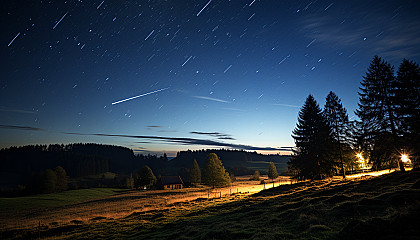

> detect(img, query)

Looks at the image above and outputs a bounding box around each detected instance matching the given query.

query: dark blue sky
[1,0,420,156]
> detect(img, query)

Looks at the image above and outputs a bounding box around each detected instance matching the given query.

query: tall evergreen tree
[190,159,201,186]
[323,91,351,178]
[395,59,420,133]
[356,56,404,170]
[290,95,334,180]
[202,153,230,188]
[356,56,397,136]
[395,59,420,159]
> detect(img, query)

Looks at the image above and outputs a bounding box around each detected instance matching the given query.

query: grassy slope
[135,170,420,240]
[0,188,124,212]
[3,170,420,239]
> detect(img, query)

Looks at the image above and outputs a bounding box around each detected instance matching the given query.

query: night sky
[1,0,420,156]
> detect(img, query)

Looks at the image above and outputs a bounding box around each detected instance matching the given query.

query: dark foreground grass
[2,170,420,239]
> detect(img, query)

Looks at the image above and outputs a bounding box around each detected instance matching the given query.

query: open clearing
[1,170,419,239]
[0,175,286,236]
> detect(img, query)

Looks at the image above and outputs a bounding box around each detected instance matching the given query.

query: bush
[249,171,260,181]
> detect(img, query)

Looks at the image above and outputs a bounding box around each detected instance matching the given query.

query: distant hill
[0,143,169,192]
[0,144,138,177]
[166,149,290,176]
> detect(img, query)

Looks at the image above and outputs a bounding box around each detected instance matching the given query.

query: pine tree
[190,159,201,186]
[395,60,420,141]
[290,94,334,180]
[323,91,351,178]
[358,56,398,135]
[356,56,403,170]
[202,153,230,188]
[394,59,420,167]
[135,165,156,189]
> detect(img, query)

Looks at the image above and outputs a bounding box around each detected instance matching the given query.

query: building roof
[160,176,184,185]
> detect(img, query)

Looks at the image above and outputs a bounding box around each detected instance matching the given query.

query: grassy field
[1,170,419,239]
[0,188,125,213]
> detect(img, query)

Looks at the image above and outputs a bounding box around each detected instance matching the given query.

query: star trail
[1,0,419,156]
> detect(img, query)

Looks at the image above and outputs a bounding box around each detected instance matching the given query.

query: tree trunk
[398,159,405,172]
[337,138,345,179]
[386,98,405,172]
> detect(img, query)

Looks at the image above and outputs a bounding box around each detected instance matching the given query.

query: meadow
[1,170,419,239]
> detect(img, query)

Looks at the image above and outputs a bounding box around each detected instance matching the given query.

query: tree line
[289,56,419,180]
[171,149,289,176]
[135,153,232,189]
[0,143,287,194]
[0,143,170,195]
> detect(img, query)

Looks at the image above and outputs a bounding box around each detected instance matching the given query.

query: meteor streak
[8,32,20,47]
[111,87,169,105]
[197,0,212,16]
[97,0,105,9]
[181,56,193,66]
[53,11,69,30]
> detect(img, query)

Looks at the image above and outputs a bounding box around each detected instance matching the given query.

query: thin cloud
[0,108,37,114]
[158,130,177,133]
[146,125,177,133]
[0,124,44,131]
[300,6,420,60]
[65,132,290,151]
[193,96,231,103]
[273,103,300,108]
[190,131,236,140]
[220,107,245,112]
[218,137,236,140]
[133,149,149,153]
[301,15,372,47]
[1,124,291,151]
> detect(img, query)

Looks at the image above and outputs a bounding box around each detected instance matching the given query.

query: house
[160,176,184,190]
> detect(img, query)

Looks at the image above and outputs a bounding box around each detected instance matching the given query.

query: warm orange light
[356,153,364,161]
[401,154,410,163]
